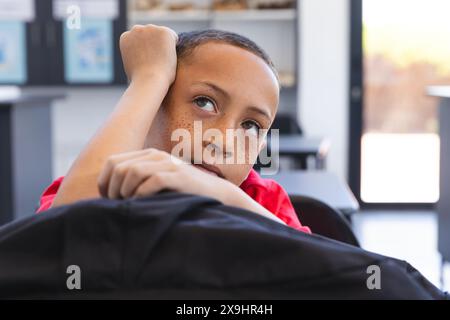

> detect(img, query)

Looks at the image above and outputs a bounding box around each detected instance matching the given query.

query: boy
[37,25,311,233]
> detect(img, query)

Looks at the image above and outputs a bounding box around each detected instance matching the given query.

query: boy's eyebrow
[192,81,230,100]
[192,81,272,121]
[246,106,272,122]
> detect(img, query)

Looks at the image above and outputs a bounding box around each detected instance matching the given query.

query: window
[352,0,450,204]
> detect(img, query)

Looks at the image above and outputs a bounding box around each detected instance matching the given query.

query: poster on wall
[56,0,118,83]
[63,19,114,83]
[0,21,27,84]
[0,0,34,84]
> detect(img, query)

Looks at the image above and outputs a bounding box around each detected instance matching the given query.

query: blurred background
[0,0,449,292]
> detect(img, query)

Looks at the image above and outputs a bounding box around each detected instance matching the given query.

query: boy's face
[146,42,280,186]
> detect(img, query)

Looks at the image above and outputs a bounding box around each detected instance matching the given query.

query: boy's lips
[192,162,224,178]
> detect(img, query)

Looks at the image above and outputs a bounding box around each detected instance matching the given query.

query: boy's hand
[120,25,178,85]
[97,148,285,225]
[97,148,233,201]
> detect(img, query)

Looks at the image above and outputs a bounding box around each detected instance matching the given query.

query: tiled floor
[352,210,450,292]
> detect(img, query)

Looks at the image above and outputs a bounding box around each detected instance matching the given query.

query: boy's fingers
[133,172,178,198]
[172,30,179,43]
[119,163,151,199]
[159,25,178,42]
[119,160,176,198]
[107,158,144,199]
[98,149,151,196]
[107,161,130,199]
[107,152,164,199]
[98,148,166,197]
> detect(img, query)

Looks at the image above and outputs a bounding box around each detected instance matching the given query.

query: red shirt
[37,169,311,233]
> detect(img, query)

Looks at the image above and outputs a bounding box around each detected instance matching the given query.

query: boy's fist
[120,24,178,85]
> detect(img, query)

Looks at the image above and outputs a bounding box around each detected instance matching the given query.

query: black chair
[270,113,303,135]
[254,113,304,171]
[290,195,360,247]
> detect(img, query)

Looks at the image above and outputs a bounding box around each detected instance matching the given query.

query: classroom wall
[298,0,350,181]
[24,87,124,178]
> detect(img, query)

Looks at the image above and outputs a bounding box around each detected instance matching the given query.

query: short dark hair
[176,29,279,84]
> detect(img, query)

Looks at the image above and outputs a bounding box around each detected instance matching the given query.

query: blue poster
[64,19,113,83]
[0,21,27,84]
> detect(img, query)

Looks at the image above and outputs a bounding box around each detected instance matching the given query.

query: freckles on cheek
[165,103,192,129]
[166,103,196,132]
[173,119,193,131]
[170,118,194,143]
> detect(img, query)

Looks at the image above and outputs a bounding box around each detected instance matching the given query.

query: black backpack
[0,192,446,299]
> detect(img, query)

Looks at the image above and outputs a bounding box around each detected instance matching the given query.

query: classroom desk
[0,92,64,224]
[265,135,331,170]
[427,86,450,265]
[262,170,360,216]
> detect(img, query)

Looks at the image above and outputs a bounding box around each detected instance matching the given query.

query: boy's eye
[242,120,261,136]
[193,96,216,112]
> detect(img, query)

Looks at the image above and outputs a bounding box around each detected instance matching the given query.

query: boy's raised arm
[51,25,178,208]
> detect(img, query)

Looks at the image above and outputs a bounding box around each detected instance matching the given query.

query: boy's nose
[202,140,233,161]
